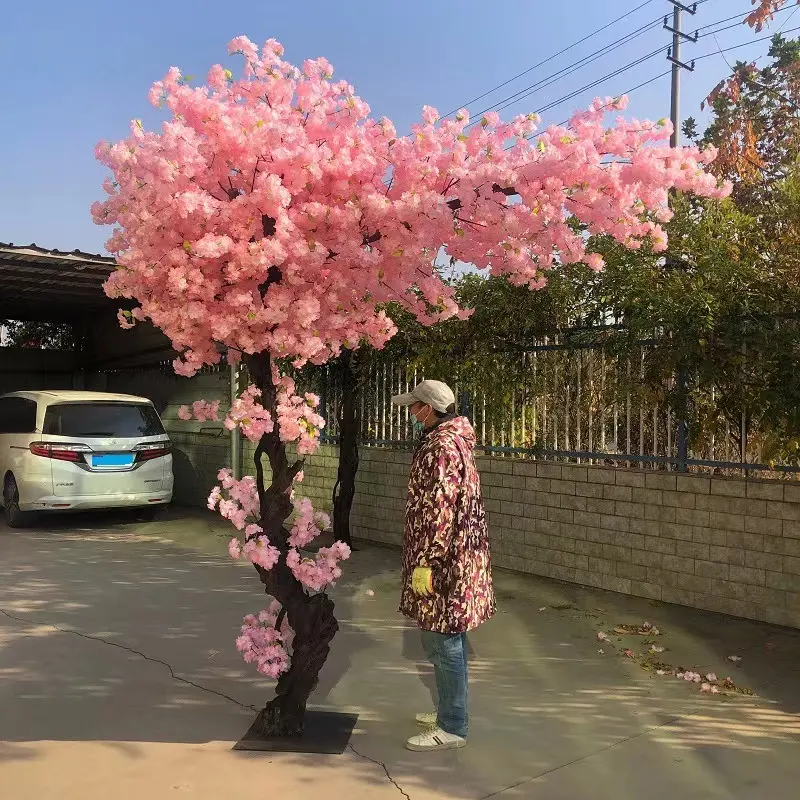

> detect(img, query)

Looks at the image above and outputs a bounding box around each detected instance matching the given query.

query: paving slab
[1,508,799,799]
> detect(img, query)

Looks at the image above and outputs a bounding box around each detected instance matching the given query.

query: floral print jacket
[399,416,496,634]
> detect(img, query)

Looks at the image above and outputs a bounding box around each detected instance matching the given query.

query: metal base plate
[232,710,359,754]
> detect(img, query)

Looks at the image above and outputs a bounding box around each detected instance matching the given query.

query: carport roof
[0,242,118,322]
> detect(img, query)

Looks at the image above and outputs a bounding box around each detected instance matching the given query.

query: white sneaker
[406,727,467,752]
[415,712,437,727]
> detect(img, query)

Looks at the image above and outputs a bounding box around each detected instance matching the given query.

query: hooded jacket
[399,416,496,634]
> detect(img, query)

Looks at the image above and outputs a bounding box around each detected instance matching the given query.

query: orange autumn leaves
[746,0,800,33]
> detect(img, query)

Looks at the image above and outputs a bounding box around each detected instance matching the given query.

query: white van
[0,390,173,527]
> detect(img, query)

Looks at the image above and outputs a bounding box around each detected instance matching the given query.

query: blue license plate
[91,453,134,467]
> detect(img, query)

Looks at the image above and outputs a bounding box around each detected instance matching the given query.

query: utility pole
[665,1,698,148]
[664,2,698,471]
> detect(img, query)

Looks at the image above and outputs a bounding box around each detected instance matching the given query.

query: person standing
[392,380,495,752]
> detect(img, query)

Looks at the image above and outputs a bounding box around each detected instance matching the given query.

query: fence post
[459,391,470,419]
[676,365,688,473]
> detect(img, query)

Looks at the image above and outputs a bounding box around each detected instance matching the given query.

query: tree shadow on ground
[2,517,800,799]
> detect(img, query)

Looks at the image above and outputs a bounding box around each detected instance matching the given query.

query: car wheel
[3,476,32,529]
[134,506,162,522]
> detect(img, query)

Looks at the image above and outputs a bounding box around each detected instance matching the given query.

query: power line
[509,26,800,146]
[467,18,665,123]
[464,2,765,126]
[513,45,669,122]
[695,3,792,34]
[442,0,658,118]
[512,22,800,134]
[696,3,798,40]
[500,70,671,151]
[694,25,800,63]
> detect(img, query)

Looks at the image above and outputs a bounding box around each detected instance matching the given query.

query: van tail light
[134,441,172,462]
[29,443,91,463]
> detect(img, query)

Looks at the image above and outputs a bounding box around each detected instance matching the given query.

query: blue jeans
[420,630,468,738]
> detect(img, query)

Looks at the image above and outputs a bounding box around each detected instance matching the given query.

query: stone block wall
[346,449,800,629]
[94,362,800,631]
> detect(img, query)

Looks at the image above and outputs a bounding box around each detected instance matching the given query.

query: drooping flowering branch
[93,36,730,381]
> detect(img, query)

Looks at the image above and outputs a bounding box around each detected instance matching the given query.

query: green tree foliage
[0,320,75,350]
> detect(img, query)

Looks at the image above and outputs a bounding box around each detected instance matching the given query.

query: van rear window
[43,403,165,438]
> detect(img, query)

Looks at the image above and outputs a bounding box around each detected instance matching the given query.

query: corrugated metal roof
[0,242,117,322]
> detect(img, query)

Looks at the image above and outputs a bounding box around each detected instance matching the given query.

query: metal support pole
[666,0,696,470]
[230,360,241,479]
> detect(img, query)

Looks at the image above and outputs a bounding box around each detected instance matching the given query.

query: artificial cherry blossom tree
[93,36,730,737]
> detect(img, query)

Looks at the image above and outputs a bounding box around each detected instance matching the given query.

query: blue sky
[1,0,796,255]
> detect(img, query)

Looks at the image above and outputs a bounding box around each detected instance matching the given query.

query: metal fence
[311,340,799,479]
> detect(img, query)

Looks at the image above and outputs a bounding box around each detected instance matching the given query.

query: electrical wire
[441,0,658,119]
[463,1,776,125]
[694,24,800,64]
[515,25,800,135]
[466,19,665,123]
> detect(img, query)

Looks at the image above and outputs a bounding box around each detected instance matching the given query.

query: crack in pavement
[0,607,259,713]
[348,743,413,800]
[477,715,685,799]
[1,607,413,798]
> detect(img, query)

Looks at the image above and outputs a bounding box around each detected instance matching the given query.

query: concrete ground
[1,508,799,800]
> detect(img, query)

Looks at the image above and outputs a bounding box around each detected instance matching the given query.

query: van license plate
[91,454,134,467]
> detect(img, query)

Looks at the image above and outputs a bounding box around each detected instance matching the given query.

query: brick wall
[346,449,800,630]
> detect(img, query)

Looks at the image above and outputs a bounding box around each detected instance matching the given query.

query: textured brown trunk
[244,351,339,737]
[331,350,359,548]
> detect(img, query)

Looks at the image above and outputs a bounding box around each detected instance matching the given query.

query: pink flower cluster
[277,390,325,455]
[176,379,324,453]
[208,469,260,522]
[226,384,274,443]
[235,600,294,679]
[289,496,330,548]
[178,399,220,421]
[286,541,351,592]
[228,533,280,570]
[93,36,731,379]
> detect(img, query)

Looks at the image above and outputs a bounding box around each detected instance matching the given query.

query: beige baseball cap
[391,380,456,413]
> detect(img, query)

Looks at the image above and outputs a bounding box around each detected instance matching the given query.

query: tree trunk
[331,350,359,548]
[244,351,339,737]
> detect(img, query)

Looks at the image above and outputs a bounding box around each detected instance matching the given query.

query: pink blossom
[207,485,222,510]
[226,385,274,443]
[242,536,280,570]
[228,537,242,559]
[585,253,605,272]
[235,602,293,679]
[94,37,727,380]
[286,540,351,591]
[289,497,329,548]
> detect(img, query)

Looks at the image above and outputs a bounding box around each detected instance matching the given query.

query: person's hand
[412,566,434,597]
